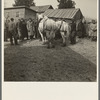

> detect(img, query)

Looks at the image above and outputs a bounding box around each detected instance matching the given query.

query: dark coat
[20,21,28,38]
[70,22,77,44]
[71,22,76,33]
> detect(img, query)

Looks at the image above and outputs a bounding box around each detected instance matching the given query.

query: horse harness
[39,18,64,32]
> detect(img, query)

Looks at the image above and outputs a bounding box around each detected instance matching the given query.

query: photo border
[1,0,99,100]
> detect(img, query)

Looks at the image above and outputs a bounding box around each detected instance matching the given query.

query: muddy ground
[4,38,97,81]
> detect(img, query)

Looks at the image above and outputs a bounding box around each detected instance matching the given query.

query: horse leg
[50,31,55,48]
[46,31,55,48]
[52,31,55,47]
[44,34,47,43]
[44,31,47,43]
[60,32,66,46]
[38,29,45,43]
[65,31,70,46]
[46,31,51,48]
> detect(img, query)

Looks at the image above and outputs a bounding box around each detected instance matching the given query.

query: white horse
[37,14,71,48]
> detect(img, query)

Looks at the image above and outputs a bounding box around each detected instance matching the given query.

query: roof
[4,6,37,12]
[43,8,83,19]
[30,5,53,13]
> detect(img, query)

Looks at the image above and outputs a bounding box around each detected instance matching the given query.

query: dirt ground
[69,38,97,65]
[4,38,97,81]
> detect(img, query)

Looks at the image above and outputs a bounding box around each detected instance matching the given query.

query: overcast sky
[4,0,97,19]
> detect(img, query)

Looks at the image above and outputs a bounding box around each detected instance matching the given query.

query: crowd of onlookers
[4,18,39,45]
[74,18,97,41]
[83,19,97,41]
[86,19,97,41]
[4,17,97,45]
[76,19,97,39]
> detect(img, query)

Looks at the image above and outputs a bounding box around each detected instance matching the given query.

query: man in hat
[27,18,34,40]
[20,18,29,40]
[70,20,77,44]
[8,18,18,45]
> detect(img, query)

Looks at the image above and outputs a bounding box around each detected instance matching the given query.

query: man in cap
[8,18,18,45]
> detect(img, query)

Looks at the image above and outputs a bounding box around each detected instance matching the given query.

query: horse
[37,14,71,48]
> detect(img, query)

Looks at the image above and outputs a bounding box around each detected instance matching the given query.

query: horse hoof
[71,41,76,44]
[42,42,46,45]
[47,45,50,49]
[52,45,55,48]
[62,43,66,47]
[47,46,50,49]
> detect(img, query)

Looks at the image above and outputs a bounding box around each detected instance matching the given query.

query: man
[76,19,84,38]
[89,20,97,41]
[20,18,29,40]
[32,19,36,39]
[16,19,21,39]
[70,20,77,44]
[4,19,10,41]
[4,19,7,41]
[27,18,34,40]
[8,18,18,45]
[83,21,89,37]
[34,18,38,39]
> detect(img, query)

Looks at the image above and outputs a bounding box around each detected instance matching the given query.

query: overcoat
[27,21,34,36]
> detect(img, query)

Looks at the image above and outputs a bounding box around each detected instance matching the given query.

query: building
[4,5,83,23]
[4,5,54,21]
[4,6,37,21]
[43,8,83,23]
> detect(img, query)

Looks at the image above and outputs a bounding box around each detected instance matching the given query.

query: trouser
[30,35,33,39]
[35,27,40,39]
[20,32,24,41]
[77,31,84,38]
[70,31,76,44]
[4,29,7,41]
[9,31,18,45]
[34,27,37,38]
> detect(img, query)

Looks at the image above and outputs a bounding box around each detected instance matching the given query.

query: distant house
[30,5,53,13]
[4,5,83,23]
[43,8,83,23]
[4,6,37,21]
[4,5,54,21]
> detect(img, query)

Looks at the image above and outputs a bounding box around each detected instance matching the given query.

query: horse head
[37,13,48,23]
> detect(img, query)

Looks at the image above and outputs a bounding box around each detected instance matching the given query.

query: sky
[4,0,97,19]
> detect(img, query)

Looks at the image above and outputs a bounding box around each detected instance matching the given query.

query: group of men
[4,18,39,45]
[71,19,97,41]
[88,19,97,41]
